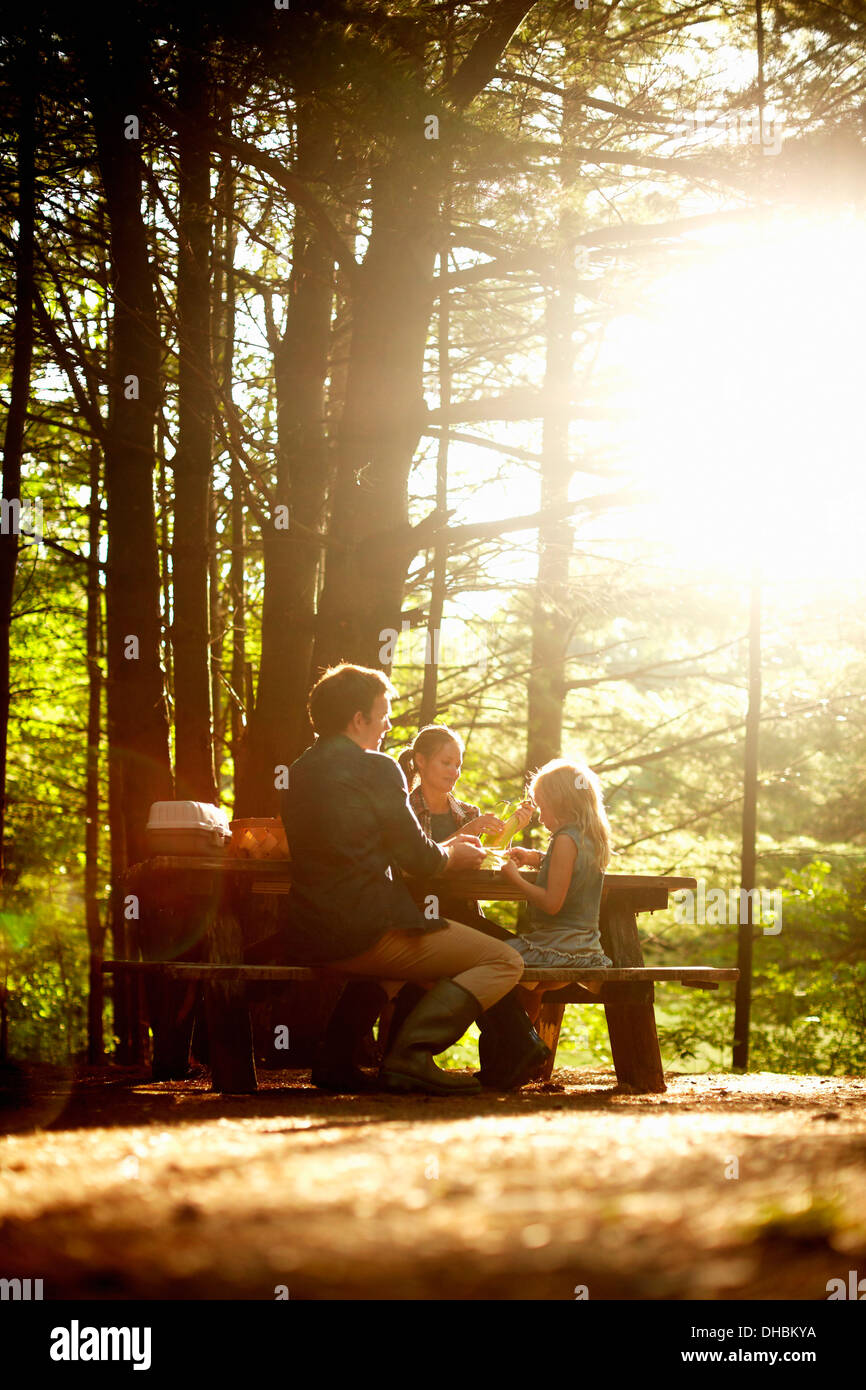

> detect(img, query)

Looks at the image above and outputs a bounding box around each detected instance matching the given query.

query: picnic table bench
[103,857,738,1095]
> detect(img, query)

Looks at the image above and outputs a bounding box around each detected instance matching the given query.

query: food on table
[481,803,528,849]
[478,847,509,870]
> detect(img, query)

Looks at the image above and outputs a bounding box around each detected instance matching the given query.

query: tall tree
[312,2,539,672]
[734,567,762,1069]
[234,97,337,813]
[80,17,173,869]
[0,34,36,884]
[172,23,218,803]
[212,136,246,792]
[418,235,452,729]
[84,444,104,1063]
[526,85,581,774]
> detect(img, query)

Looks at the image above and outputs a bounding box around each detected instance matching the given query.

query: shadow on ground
[1,1065,864,1299]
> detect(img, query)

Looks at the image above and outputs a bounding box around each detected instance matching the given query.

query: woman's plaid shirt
[408,784,480,840]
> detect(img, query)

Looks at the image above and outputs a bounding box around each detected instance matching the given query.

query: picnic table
[104,856,737,1095]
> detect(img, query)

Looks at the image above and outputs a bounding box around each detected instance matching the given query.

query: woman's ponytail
[397,748,417,787]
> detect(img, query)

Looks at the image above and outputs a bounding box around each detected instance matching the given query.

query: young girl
[500,757,613,1017]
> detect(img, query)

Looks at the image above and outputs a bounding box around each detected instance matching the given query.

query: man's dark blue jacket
[279,734,449,962]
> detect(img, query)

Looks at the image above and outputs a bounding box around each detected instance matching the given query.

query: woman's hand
[459,813,504,837]
[443,835,485,873]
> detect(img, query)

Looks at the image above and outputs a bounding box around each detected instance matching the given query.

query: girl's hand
[460,813,504,837]
[513,799,534,831]
[508,846,536,867]
[499,857,525,883]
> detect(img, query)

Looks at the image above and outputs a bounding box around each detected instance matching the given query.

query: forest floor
[1,1065,865,1300]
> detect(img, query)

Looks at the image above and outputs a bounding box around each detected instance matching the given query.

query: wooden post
[204,907,257,1093]
[534,1002,565,1081]
[600,899,666,1093]
[110,877,132,1065]
[142,889,198,1081]
[534,897,668,1091]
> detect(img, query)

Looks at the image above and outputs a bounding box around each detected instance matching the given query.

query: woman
[397,724,533,939]
[387,725,547,1089]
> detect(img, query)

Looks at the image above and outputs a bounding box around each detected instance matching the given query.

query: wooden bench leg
[148,977,198,1080]
[204,911,257,1094]
[600,901,667,1094]
[604,992,666,1093]
[535,1002,565,1081]
[140,899,196,1080]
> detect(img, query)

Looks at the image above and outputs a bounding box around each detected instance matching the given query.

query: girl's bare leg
[516,983,544,1024]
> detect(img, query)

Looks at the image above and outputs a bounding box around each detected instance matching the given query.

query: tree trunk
[230,459,245,782]
[311,2,536,672]
[311,148,441,673]
[208,485,224,784]
[85,445,104,1064]
[172,31,217,803]
[526,89,580,775]
[525,275,575,772]
[97,205,133,1063]
[0,55,35,885]
[733,566,761,1070]
[419,240,451,727]
[419,17,454,727]
[234,101,335,814]
[83,22,173,871]
[214,138,246,793]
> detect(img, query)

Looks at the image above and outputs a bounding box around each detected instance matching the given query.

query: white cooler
[145,801,232,856]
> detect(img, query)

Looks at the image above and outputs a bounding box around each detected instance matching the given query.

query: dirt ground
[1,1064,865,1300]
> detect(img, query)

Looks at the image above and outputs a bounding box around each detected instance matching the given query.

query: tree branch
[576,207,759,249]
[436,487,644,547]
[445,1,540,110]
[565,637,746,691]
[426,390,631,425]
[143,85,360,287]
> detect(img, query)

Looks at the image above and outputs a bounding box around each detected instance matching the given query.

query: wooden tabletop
[125,856,695,913]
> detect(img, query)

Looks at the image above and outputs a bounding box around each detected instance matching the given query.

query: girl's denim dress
[509,824,613,968]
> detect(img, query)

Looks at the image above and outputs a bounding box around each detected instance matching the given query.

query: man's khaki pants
[328,919,524,1010]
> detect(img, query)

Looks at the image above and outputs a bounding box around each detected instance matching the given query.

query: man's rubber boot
[476,989,550,1091]
[311,979,389,1093]
[380,980,482,1095]
[382,982,427,1053]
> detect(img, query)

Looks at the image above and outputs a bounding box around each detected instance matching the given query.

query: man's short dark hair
[308,663,396,737]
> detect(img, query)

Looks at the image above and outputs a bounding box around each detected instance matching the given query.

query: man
[277,663,547,1095]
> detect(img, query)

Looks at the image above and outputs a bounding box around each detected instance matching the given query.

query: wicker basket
[229,817,290,860]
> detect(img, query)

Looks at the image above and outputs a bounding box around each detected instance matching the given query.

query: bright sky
[421,203,866,641]
[601,208,866,586]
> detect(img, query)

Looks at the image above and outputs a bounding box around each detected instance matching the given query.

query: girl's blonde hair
[528,758,612,872]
